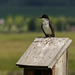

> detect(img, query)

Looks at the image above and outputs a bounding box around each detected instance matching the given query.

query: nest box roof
[16,38,72,69]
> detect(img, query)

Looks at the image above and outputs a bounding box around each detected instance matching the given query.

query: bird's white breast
[42,18,52,35]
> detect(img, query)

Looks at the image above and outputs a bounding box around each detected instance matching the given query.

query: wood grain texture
[52,67,55,75]
[16,37,72,69]
[55,51,67,75]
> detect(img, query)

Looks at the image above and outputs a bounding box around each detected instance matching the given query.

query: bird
[39,14,55,37]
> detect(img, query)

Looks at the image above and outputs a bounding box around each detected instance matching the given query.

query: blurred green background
[0,0,75,75]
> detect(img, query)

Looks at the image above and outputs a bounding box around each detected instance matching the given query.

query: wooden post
[66,49,68,75]
[41,70,52,75]
[52,67,55,75]
[54,49,68,75]
[24,68,26,75]
[24,69,34,75]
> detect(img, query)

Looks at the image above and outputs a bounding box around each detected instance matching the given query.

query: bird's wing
[49,21,55,37]
[41,24,48,37]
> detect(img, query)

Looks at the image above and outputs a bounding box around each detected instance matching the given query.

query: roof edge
[48,39,72,68]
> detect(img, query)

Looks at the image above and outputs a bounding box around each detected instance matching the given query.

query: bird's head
[39,14,49,20]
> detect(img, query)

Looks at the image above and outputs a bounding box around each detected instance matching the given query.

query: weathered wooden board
[16,37,72,69]
[55,49,68,75]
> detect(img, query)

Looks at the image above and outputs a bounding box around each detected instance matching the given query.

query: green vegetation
[14,15,24,32]
[1,15,75,32]
[6,15,14,32]
[0,32,75,75]
[27,18,36,31]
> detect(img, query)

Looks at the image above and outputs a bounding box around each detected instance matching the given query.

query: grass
[0,32,75,75]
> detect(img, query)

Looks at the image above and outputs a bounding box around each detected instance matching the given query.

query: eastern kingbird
[39,14,55,37]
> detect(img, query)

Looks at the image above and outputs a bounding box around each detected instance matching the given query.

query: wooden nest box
[16,38,72,75]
